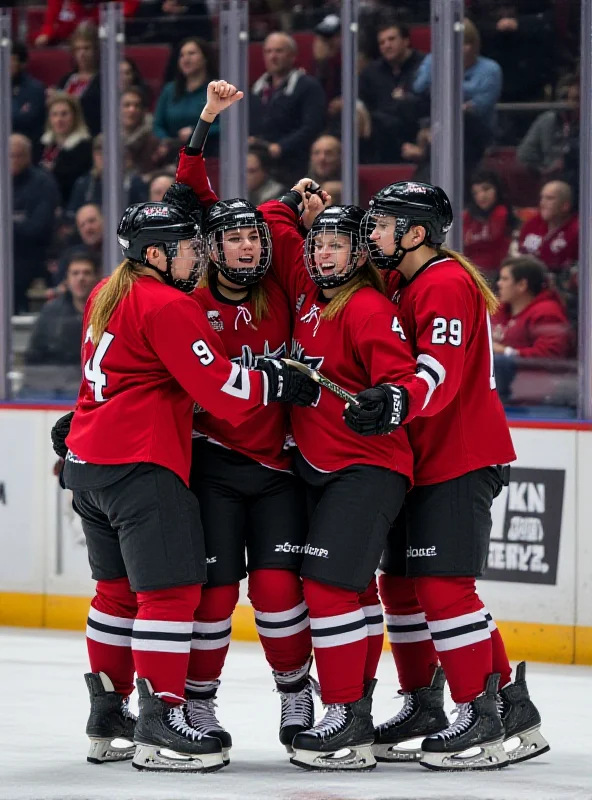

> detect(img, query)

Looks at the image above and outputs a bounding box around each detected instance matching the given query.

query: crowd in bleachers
[8,0,582,411]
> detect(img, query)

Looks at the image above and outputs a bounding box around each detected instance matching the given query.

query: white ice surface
[1,627,591,800]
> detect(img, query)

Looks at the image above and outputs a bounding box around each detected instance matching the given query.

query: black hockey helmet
[364,181,453,270]
[117,201,205,292]
[205,198,272,286]
[305,205,367,289]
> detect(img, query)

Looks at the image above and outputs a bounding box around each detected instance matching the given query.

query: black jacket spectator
[11,44,46,161]
[250,68,326,182]
[25,292,86,366]
[58,71,101,137]
[11,135,60,313]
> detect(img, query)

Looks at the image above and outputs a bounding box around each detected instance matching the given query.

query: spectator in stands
[35,0,140,47]
[357,17,425,163]
[463,169,517,281]
[11,43,46,162]
[153,37,219,157]
[56,23,101,137]
[40,93,92,207]
[247,145,286,206]
[313,14,342,102]
[518,180,579,273]
[119,57,152,109]
[250,32,326,184]
[25,254,99,367]
[309,134,341,184]
[127,0,213,50]
[11,134,60,314]
[517,74,580,183]
[67,134,147,218]
[413,18,502,143]
[57,204,104,285]
[121,89,164,178]
[492,255,571,401]
[148,172,175,202]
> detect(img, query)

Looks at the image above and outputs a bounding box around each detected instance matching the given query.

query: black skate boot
[132,678,224,772]
[421,673,509,771]
[84,672,136,764]
[290,679,377,771]
[185,680,232,765]
[373,666,449,762]
[274,659,316,754]
[499,662,550,763]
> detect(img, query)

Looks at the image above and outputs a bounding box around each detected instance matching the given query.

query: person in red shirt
[260,185,442,771]
[359,181,547,770]
[50,197,316,772]
[34,0,140,47]
[492,255,571,402]
[518,179,579,273]
[463,168,516,282]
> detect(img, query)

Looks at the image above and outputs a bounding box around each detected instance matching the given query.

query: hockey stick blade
[282,359,359,405]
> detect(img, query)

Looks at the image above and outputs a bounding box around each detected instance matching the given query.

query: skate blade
[87,737,135,764]
[132,744,225,773]
[421,739,509,771]
[372,739,422,762]
[291,744,376,772]
[505,726,550,764]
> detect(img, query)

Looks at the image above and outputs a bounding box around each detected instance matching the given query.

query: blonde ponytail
[321,262,386,322]
[439,247,499,315]
[88,260,141,344]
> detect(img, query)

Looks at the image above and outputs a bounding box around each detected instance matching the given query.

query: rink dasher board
[0,406,590,666]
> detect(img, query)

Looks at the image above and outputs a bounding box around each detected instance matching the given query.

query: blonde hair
[45,92,90,141]
[70,21,99,70]
[439,247,498,314]
[463,17,481,52]
[199,264,269,325]
[321,262,386,321]
[88,260,142,344]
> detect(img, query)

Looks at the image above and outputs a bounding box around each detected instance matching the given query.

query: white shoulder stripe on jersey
[222,362,252,400]
[416,353,446,409]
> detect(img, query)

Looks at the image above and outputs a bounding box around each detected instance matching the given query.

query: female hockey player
[166,81,318,762]
[50,196,316,773]
[349,181,548,771]
[258,186,447,771]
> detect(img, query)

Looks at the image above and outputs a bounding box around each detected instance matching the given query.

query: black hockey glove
[51,411,74,458]
[256,359,320,406]
[162,182,203,223]
[343,384,408,436]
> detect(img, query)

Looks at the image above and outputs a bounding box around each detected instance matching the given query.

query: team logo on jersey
[290,339,324,371]
[550,232,567,253]
[206,310,224,331]
[231,341,286,369]
[300,303,322,336]
[295,293,306,313]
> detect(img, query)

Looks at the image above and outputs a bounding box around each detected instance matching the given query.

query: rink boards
[0,406,590,666]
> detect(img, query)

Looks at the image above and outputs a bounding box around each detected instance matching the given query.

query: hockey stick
[282,359,359,405]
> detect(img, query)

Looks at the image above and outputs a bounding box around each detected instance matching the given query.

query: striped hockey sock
[186,583,239,693]
[359,577,385,684]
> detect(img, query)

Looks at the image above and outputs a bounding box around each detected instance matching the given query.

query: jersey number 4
[84,332,115,402]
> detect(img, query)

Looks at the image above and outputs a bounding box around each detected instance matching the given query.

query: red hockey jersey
[385,258,516,485]
[491,289,571,359]
[192,276,292,470]
[518,212,579,272]
[66,276,266,485]
[261,200,434,480]
[462,206,512,276]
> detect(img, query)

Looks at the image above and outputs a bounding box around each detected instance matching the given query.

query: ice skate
[186,680,232,765]
[274,660,316,754]
[132,678,224,772]
[84,672,136,764]
[500,662,550,763]
[373,666,449,762]
[421,673,509,771]
[290,679,376,771]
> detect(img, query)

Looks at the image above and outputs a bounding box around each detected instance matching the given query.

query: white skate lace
[279,681,314,728]
[167,705,204,741]
[309,704,347,738]
[380,692,416,730]
[434,703,475,740]
[186,697,225,734]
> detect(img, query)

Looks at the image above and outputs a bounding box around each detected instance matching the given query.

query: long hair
[467,168,518,233]
[44,92,90,142]
[70,21,99,73]
[439,247,499,315]
[174,37,216,101]
[88,260,142,345]
[321,261,386,322]
[199,263,269,325]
